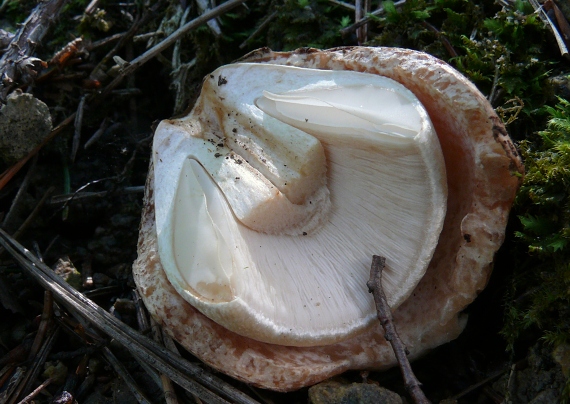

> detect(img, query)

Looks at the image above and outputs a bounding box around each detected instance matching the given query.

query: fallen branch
[367,255,430,404]
[0,0,67,102]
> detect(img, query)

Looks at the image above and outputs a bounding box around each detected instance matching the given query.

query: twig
[84,0,101,15]
[151,319,180,404]
[355,0,363,42]
[133,289,151,334]
[545,0,570,43]
[90,1,163,77]
[327,0,354,11]
[0,185,55,258]
[195,0,223,36]
[0,0,67,102]
[488,63,501,106]
[355,0,370,44]
[449,367,508,400]
[239,11,277,49]
[11,186,55,241]
[367,255,430,404]
[421,21,458,58]
[83,119,114,149]
[7,326,60,404]
[502,363,517,404]
[340,0,406,36]
[71,95,86,163]
[528,0,568,58]
[1,367,26,400]
[102,347,153,404]
[2,155,38,230]
[0,340,33,367]
[0,229,260,404]
[16,377,54,404]
[28,291,54,361]
[97,0,247,102]
[87,32,126,51]
[172,6,191,70]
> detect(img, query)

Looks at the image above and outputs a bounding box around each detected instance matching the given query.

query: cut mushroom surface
[134,47,524,391]
[153,63,447,346]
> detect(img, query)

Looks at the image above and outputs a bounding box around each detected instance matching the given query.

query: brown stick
[367,255,430,404]
[0,0,68,102]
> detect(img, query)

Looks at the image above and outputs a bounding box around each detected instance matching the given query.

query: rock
[0,91,52,165]
[552,343,570,378]
[528,388,562,404]
[308,380,403,404]
[492,344,566,403]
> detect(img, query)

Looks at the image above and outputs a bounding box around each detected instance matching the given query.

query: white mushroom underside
[153,64,447,347]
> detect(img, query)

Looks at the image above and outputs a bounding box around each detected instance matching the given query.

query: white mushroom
[134,47,523,391]
[152,63,446,347]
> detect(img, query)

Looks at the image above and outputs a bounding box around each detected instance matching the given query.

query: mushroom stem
[367,255,430,404]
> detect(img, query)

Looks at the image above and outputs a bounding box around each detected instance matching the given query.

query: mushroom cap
[133,47,523,391]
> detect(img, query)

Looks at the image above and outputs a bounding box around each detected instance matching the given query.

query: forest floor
[0,0,569,403]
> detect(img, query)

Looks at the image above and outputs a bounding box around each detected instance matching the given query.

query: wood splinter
[367,255,431,404]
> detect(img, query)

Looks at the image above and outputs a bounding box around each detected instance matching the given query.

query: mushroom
[133,47,523,391]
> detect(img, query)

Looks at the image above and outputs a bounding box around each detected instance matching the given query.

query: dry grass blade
[0,229,261,404]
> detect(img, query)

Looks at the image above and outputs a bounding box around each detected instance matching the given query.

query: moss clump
[503,97,570,364]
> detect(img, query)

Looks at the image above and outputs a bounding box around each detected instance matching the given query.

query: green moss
[503,97,570,361]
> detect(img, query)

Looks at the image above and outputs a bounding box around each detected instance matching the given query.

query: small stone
[0,91,52,164]
[53,256,82,290]
[308,380,403,404]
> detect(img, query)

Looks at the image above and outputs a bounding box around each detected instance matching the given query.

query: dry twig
[0,0,67,102]
[529,0,569,58]
[367,255,430,404]
[421,21,458,58]
[102,347,153,404]
[340,0,406,36]
[355,0,371,44]
[239,11,278,49]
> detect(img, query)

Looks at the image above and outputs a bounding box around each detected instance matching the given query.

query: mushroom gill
[133,47,524,392]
